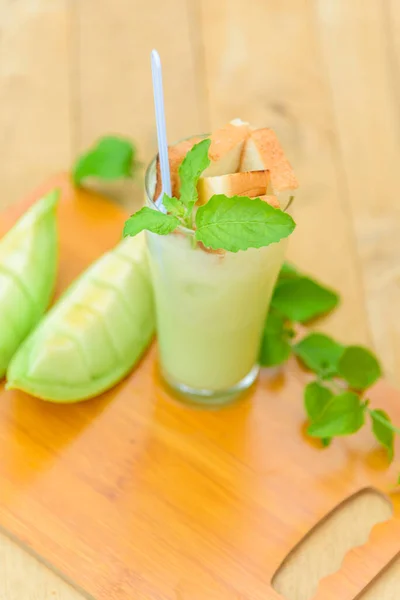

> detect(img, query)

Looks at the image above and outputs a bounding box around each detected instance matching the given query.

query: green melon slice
[7,233,155,402]
[0,190,59,377]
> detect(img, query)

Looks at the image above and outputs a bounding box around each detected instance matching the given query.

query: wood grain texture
[75,0,205,185]
[0,526,90,600]
[0,0,73,210]
[315,0,400,387]
[1,177,400,599]
[357,552,400,599]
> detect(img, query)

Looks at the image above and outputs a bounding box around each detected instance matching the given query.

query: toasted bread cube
[197,170,270,206]
[240,128,298,193]
[256,194,280,208]
[204,121,250,177]
[153,121,250,200]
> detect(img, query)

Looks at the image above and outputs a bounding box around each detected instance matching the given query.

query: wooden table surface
[0,1,400,598]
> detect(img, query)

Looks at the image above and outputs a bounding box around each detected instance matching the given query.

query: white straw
[151,49,171,201]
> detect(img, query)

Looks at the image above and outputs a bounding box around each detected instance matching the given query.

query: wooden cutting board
[1,175,400,600]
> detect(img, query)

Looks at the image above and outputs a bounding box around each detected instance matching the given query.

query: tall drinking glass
[145,150,289,406]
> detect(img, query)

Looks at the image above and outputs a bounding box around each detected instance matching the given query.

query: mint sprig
[338,346,381,390]
[161,194,186,218]
[279,262,299,279]
[262,262,400,472]
[370,409,395,462]
[304,381,333,423]
[271,274,339,322]
[123,140,296,251]
[304,381,333,447]
[307,392,367,438]
[123,207,179,237]
[260,310,294,367]
[293,333,344,378]
[195,195,295,252]
[179,139,211,216]
[73,136,136,185]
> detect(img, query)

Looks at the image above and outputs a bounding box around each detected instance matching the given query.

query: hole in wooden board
[271,488,393,600]
[355,551,400,600]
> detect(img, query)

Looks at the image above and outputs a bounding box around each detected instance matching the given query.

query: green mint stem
[190,234,198,250]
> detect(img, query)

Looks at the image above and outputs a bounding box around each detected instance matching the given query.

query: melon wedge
[7,233,155,402]
[0,190,59,378]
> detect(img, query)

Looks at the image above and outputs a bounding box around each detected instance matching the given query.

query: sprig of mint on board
[262,263,400,466]
[73,136,137,185]
[123,139,296,252]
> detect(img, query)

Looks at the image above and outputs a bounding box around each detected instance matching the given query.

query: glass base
[161,364,260,408]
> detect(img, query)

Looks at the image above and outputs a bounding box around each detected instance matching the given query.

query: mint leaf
[179,139,211,210]
[338,346,381,390]
[73,136,135,185]
[162,194,186,218]
[278,262,299,280]
[370,409,395,462]
[304,381,334,421]
[123,207,179,237]
[368,408,400,435]
[259,310,293,367]
[307,391,366,438]
[195,195,295,252]
[271,276,339,323]
[304,381,334,447]
[294,333,344,377]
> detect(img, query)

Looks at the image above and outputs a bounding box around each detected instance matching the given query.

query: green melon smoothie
[124,131,297,405]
